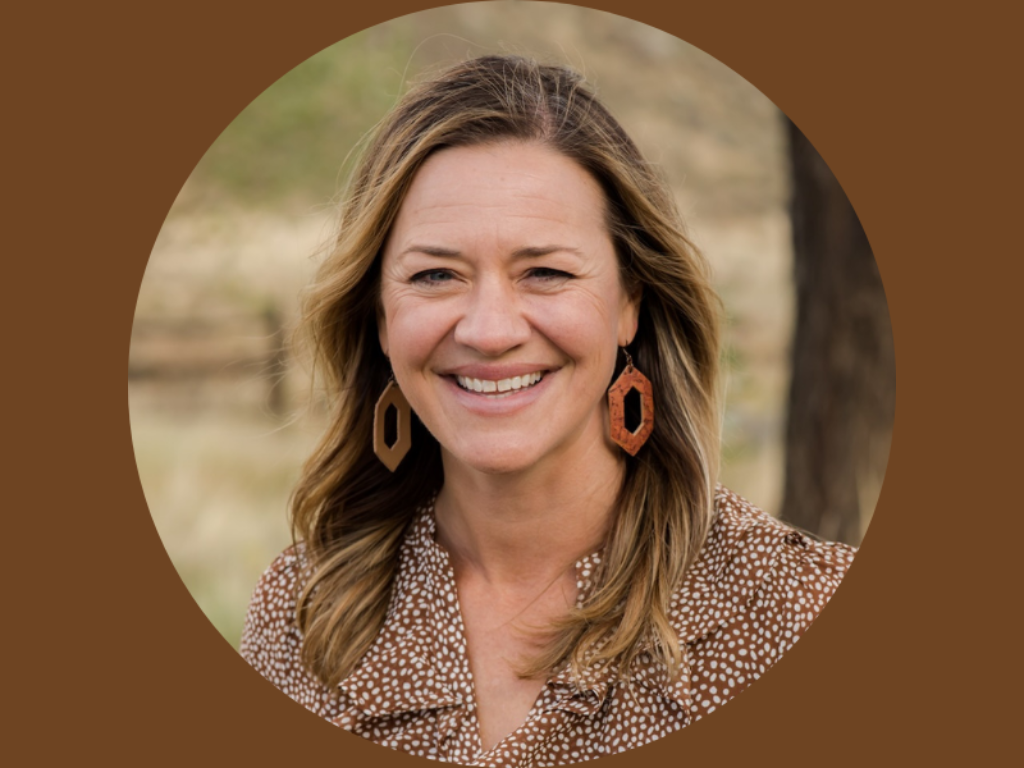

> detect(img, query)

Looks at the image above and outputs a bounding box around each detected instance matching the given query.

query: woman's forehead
[389,142,609,249]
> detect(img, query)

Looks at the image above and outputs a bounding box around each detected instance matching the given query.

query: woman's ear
[377,311,389,357]
[618,286,642,347]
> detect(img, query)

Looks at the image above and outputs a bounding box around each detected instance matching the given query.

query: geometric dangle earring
[607,348,655,456]
[373,376,412,471]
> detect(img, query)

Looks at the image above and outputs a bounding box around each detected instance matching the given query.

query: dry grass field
[129,3,803,648]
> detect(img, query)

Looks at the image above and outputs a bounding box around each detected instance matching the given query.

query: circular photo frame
[129,2,892,764]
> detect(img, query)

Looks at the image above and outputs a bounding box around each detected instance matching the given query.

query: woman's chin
[442,442,545,477]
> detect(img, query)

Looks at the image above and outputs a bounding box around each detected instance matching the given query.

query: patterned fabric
[241,487,855,765]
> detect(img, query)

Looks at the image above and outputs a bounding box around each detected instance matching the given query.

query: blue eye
[528,268,573,280]
[411,269,454,284]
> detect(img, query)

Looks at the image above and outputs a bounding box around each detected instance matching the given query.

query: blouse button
[784,531,807,547]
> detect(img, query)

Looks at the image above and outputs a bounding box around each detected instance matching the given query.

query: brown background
[9,0,1017,765]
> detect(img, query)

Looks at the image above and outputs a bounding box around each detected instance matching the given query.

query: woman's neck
[433,439,625,590]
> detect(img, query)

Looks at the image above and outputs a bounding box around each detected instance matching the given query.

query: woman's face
[378,141,639,475]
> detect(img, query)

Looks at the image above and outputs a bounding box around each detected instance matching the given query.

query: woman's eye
[410,269,455,284]
[527,268,573,281]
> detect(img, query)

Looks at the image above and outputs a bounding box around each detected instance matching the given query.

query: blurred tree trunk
[779,120,896,546]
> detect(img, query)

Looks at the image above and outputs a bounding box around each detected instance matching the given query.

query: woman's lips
[441,368,556,412]
[455,371,544,394]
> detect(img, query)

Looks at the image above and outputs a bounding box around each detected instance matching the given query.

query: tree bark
[779,120,896,545]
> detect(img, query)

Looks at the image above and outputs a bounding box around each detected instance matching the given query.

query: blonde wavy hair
[292,55,723,688]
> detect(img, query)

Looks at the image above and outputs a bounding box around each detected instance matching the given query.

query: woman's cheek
[527,294,617,351]
[388,303,453,365]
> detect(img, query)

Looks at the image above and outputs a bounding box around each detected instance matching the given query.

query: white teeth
[456,371,544,394]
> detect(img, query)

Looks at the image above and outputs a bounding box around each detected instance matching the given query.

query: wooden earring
[607,349,654,456]
[373,378,412,471]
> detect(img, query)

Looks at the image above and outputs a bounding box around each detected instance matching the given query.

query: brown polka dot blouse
[241,487,856,765]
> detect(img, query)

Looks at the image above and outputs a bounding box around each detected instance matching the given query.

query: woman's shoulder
[239,544,332,711]
[671,486,857,647]
[711,485,856,576]
[240,545,307,632]
[648,489,857,722]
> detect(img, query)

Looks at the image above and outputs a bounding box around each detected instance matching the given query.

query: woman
[241,55,855,765]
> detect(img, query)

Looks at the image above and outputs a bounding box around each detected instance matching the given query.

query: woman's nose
[453,277,531,356]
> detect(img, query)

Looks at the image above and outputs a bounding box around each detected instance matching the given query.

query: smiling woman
[240,55,855,765]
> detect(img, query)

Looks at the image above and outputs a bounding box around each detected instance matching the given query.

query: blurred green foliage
[188,22,418,207]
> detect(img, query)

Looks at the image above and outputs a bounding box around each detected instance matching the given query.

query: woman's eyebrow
[399,245,462,258]
[399,244,582,259]
[511,245,582,258]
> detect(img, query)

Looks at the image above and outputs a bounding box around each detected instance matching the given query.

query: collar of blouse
[337,488,805,720]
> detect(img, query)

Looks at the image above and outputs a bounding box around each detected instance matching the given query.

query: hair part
[291,55,723,688]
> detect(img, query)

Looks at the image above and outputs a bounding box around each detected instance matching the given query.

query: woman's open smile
[454,370,544,395]
[441,366,557,420]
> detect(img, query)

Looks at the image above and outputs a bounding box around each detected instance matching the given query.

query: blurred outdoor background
[129,2,894,649]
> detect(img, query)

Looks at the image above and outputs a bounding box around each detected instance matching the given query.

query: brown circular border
[11,0,1011,765]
